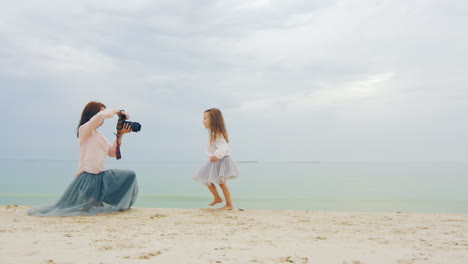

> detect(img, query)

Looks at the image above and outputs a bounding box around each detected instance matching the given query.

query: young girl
[193,108,240,210]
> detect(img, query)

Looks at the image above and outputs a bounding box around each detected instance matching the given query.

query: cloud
[1,0,467,161]
[239,72,395,112]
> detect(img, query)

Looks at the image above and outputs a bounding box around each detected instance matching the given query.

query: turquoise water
[1,160,467,213]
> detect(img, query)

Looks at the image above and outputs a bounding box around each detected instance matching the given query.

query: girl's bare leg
[219,183,233,210]
[207,184,223,206]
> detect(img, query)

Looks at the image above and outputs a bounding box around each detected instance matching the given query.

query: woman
[27,101,139,216]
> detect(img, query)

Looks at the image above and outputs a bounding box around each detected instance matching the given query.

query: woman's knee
[126,170,136,180]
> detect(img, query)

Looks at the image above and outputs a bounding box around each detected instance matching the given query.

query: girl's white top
[75,109,117,176]
[207,135,231,159]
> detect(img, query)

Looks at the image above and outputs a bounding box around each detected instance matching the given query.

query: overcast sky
[1,0,467,162]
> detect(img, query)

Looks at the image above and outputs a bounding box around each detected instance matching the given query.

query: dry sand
[1,204,467,264]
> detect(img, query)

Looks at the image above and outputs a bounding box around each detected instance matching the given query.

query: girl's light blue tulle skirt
[27,169,138,217]
[193,156,240,186]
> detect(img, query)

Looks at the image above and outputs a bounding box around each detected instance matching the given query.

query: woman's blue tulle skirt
[27,169,138,217]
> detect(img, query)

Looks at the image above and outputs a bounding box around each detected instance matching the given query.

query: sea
[1,159,467,213]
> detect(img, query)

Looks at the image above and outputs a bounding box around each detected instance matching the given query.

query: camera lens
[131,122,141,132]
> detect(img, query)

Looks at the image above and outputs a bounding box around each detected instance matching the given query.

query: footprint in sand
[150,214,168,219]
[137,251,162,259]
[279,256,309,263]
[100,246,113,251]
[442,219,465,222]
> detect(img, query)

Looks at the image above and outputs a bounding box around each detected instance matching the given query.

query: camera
[119,114,141,132]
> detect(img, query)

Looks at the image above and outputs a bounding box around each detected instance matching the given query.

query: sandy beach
[0,205,467,264]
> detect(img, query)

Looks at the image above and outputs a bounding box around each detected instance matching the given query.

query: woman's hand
[117,123,132,145]
[121,123,132,134]
[210,156,218,163]
[116,109,130,120]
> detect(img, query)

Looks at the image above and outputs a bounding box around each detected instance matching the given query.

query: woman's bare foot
[209,198,223,206]
[219,205,234,210]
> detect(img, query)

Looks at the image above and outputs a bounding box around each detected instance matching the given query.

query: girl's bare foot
[219,205,233,210]
[209,198,223,206]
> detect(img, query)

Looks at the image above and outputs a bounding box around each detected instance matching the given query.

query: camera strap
[115,110,124,160]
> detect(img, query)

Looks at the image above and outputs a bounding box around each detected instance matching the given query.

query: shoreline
[2,195,468,214]
[1,204,468,264]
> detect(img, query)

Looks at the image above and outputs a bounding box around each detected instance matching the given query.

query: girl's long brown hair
[205,108,229,143]
[77,101,106,137]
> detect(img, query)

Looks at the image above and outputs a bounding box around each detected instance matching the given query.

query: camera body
[120,114,141,132]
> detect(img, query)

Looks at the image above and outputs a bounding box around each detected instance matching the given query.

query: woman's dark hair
[77,101,106,137]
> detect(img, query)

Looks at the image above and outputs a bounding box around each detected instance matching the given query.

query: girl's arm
[211,136,231,162]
